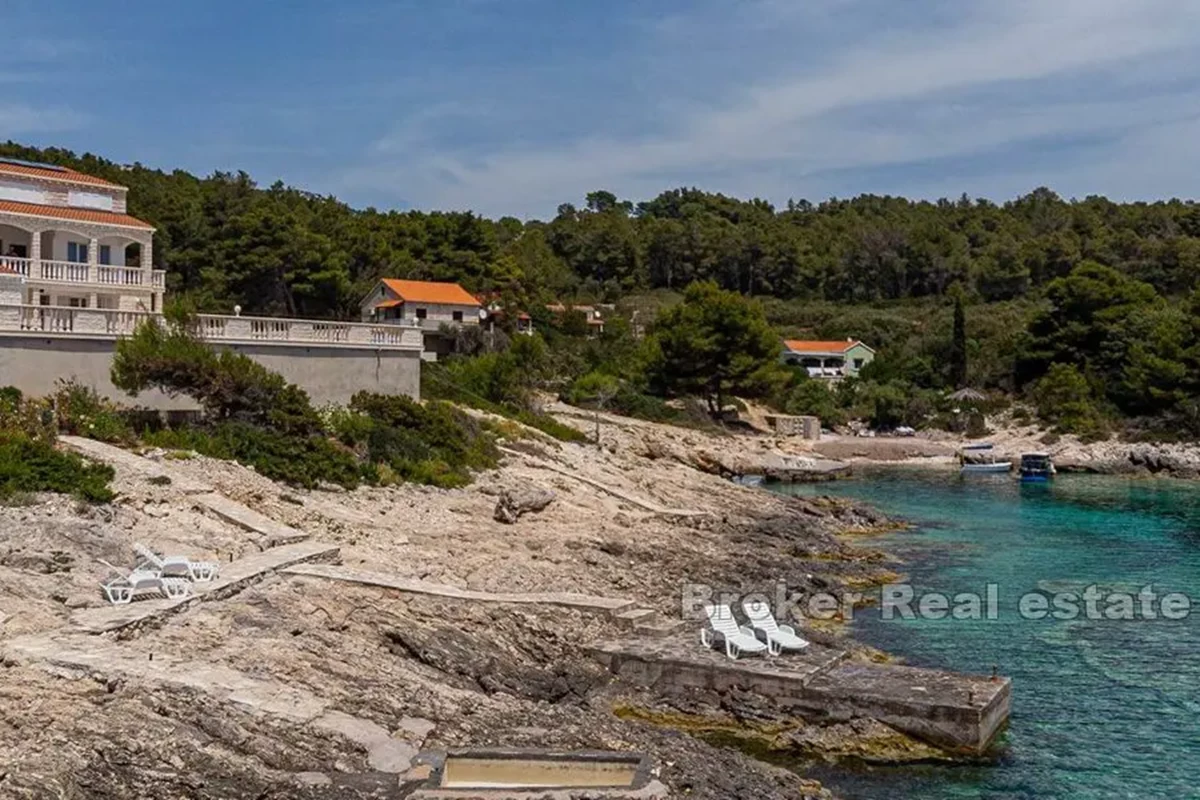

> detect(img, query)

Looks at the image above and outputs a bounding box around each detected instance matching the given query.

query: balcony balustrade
[0,257,165,288]
[1,304,422,351]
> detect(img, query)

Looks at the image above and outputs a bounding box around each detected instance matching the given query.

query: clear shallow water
[771,469,1200,800]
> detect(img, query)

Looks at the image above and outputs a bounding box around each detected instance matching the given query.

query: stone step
[612,608,659,629]
[196,492,309,546]
[634,620,685,638]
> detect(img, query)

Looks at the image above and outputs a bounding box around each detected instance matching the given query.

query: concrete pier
[588,634,1010,755]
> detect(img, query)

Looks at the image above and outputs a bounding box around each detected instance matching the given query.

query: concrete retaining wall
[0,334,421,408]
[590,639,1011,755]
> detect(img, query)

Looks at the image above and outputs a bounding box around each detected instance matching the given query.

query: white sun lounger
[700,603,769,660]
[742,599,810,655]
[99,562,193,605]
[134,542,220,582]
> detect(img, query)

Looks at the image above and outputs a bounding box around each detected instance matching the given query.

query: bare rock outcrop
[493,486,555,524]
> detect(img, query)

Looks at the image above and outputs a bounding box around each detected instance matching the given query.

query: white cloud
[339,0,1200,216]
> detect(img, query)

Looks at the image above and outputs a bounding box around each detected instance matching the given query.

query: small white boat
[960,443,1013,474]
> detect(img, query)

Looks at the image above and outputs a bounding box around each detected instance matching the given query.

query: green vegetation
[0,385,115,503]
[111,320,500,489]
[643,282,782,414]
[12,140,1200,437]
[0,434,115,504]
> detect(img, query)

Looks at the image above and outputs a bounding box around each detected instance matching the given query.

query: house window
[67,297,88,308]
[415,308,427,320]
[99,245,111,265]
[66,242,89,263]
[452,310,463,322]
[853,358,864,370]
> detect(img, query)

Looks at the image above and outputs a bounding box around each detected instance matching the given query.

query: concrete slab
[196,492,310,546]
[58,435,213,494]
[587,633,1010,754]
[72,540,341,634]
[282,564,637,615]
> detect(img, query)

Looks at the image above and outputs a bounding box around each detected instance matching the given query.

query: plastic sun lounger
[99,562,193,606]
[134,542,220,582]
[700,603,769,660]
[742,599,810,655]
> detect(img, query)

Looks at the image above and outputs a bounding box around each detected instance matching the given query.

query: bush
[0,387,55,442]
[112,317,322,435]
[0,433,115,503]
[51,379,132,443]
[778,378,846,427]
[353,393,499,484]
[424,360,587,443]
[142,422,361,490]
[1031,363,1109,438]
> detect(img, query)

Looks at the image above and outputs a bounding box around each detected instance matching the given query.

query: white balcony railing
[2,304,423,351]
[7,258,166,289]
[0,256,31,276]
[38,260,89,283]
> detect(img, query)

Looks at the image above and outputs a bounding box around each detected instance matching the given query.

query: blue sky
[3,0,1199,218]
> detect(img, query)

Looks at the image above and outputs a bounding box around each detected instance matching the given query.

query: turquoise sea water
[770,469,1200,800]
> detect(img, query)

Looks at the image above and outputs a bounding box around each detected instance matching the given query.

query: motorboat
[960,443,1013,474]
[1019,452,1055,482]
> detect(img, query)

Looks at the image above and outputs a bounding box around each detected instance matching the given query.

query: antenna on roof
[0,157,68,172]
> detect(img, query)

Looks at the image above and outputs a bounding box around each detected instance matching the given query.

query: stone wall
[0,335,421,408]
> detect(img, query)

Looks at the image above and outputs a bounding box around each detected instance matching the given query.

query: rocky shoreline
[0,408,985,800]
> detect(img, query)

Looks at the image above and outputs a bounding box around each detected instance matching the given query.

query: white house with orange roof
[360,278,482,328]
[782,338,875,379]
[0,158,163,313]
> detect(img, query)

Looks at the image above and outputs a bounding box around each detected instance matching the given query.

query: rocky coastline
[0,407,987,800]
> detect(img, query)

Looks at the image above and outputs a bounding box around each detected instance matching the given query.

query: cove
[770,468,1200,800]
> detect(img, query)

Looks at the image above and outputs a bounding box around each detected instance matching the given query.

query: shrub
[0,433,115,503]
[112,317,322,435]
[424,360,587,443]
[1031,363,1109,438]
[142,423,362,490]
[51,379,132,443]
[778,378,846,428]
[347,393,500,488]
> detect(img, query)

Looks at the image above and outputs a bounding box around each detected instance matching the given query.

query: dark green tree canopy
[644,281,781,413]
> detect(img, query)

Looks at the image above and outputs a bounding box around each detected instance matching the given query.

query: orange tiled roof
[0,161,124,188]
[380,279,479,306]
[784,339,863,354]
[0,199,153,230]
[374,299,402,309]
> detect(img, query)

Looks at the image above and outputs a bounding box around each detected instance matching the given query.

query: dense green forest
[8,141,1200,438]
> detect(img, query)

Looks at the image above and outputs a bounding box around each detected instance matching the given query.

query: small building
[361,278,481,328]
[764,414,821,440]
[546,303,605,336]
[782,338,875,379]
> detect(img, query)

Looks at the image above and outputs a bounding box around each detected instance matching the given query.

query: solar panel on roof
[0,158,68,172]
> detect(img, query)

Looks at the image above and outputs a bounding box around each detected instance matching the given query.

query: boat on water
[1019,452,1056,482]
[959,443,1013,474]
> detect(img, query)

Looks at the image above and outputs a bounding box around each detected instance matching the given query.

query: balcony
[0,256,164,289]
[2,304,423,350]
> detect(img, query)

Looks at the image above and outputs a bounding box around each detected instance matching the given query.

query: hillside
[6,141,1200,438]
